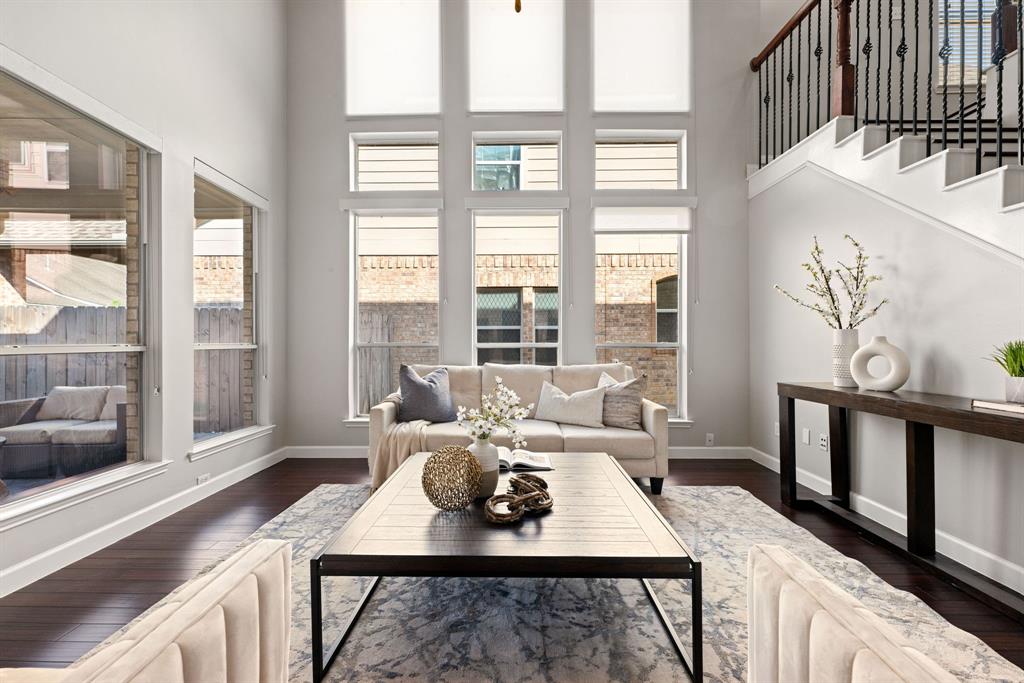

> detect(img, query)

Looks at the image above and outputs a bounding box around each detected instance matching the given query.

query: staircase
[749,0,1024,260]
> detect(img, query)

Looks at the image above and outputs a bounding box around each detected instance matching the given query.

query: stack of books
[972,399,1024,415]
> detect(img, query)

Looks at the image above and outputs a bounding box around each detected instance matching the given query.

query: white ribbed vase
[468,437,499,499]
[832,329,860,387]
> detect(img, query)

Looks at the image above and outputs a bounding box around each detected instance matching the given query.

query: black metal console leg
[650,477,664,495]
[311,573,382,683]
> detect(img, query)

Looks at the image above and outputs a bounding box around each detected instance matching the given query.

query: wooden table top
[315,452,698,579]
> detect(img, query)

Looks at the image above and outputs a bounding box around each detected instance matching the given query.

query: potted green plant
[992,340,1024,403]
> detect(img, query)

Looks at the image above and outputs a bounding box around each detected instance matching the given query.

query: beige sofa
[1,539,292,683]
[747,544,957,682]
[369,362,669,492]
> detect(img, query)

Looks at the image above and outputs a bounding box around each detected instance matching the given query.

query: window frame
[191,164,267,444]
[472,132,563,192]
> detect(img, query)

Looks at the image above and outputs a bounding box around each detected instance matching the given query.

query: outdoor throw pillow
[598,371,647,430]
[397,365,456,423]
[534,380,606,428]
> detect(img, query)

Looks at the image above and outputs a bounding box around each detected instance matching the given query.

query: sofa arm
[368,401,399,474]
[641,398,668,477]
[0,397,44,428]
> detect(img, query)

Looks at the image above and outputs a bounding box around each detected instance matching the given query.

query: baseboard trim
[282,445,368,459]
[0,447,287,597]
[668,446,761,459]
[747,448,1024,594]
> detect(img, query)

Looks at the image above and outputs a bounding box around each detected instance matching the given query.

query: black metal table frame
[310,561,703,683]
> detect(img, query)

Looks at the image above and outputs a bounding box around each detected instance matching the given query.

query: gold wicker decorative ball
[421,445,483,511]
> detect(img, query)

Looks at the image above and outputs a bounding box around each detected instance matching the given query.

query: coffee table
[310,451,702,681]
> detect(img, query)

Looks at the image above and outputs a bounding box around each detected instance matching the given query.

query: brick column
[241,207,256,427]
[125,144,141,462]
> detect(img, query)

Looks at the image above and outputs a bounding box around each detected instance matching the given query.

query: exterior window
[344,0,440,115]
[354,140,439,191]
[193,176,257,441]
[594,217,686,416]
[0,72,147,502]
[474,213,559,365]
[937,1,998,85]
[595,138,684,189]
[474,142,559,191]
[355,214,439,414]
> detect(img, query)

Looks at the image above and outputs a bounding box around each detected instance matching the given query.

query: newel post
[832,0,856,116]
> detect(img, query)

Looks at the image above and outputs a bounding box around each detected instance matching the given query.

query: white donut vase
[849,335,910,392]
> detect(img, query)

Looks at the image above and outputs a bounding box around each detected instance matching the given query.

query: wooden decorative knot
[484,474,553,523]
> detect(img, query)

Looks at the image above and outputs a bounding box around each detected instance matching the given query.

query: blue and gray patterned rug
[98,484,1024,682]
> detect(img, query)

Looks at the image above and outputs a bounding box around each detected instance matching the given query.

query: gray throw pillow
[398,365,456,423]
[598,371,647,430]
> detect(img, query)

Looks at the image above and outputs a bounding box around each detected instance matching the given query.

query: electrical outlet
[705,432,715,447]
[773,422,780,437]
[819,433,829,451]
[196,473,211,486]
[801,428,811,445]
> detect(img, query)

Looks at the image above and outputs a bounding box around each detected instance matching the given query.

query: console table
[777,381,1024,622]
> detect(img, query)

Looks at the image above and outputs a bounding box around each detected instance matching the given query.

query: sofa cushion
[560,424,655,460]
[99,385,126,421]
[398,366,456,422]
[51,421,119,445]
[482,364,551,418]
[37,386,109,421]
[598,372,647,430]
[412,365,482,411]
[0,419,90,445]
[534,381,606,428]
[423,419,563,452]
[552,362,632,395]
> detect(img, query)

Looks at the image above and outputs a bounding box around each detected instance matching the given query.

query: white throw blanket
[371,393,430,490]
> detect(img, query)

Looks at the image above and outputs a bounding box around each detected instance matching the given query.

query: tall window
[355,214,439,414]
[0,72,147,501]
[474,213,559,365]
[193,176,257,441]
[594,208,689,416]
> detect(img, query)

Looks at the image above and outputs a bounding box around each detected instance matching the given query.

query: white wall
[284,0,757,454]
[0,0,288,584]
[748,168,1024,590]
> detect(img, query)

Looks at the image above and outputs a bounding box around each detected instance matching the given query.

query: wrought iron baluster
[975,0,984,174]
[875,0,882,123]
[886,0,895,140]
[788,34,795,150]
[927,0,935,153]
[759,66,764,168]
[828,1,834,119]
[797,22,802,142]
[958,0,966,148]
[897,0,908,137]
[941,0,951,149]
[806,16,812,136]
[994,0,1007,167]
[854,0,861,129]
[864,0,874,126]
[775,50,781,159]
[1018,0,1023,165]
[912,0,920,135]
[818,4,825,129]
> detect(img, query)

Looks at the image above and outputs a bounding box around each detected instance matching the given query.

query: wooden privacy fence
[194,306,252,436]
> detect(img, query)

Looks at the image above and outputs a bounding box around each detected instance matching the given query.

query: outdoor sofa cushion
[37,386,109,421]
[51,421,118,445]
[560,424,655,459]
[99,385,126,421]
[0,419,90,445]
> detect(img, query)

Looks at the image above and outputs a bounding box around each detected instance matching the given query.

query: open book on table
[496,447,554,471]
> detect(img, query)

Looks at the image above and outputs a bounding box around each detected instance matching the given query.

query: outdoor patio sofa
[0,385,127,479]
[369,362,669,492]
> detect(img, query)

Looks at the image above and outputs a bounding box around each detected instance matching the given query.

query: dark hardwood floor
[1,458,1022,669]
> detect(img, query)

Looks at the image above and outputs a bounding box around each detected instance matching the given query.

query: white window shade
[594,206,692,233]
[469,0,565,112]
[593,0,692,112]
[344,0,440,116]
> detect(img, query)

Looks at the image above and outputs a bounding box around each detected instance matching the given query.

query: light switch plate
[801,428,811,445]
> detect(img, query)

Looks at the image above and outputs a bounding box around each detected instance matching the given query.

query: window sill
[188,424,276,462]
[0,459,171,531]
[669,418,694,428]
[344,417,370,427]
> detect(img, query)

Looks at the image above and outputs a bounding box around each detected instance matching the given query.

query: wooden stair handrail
[750,0,820,72]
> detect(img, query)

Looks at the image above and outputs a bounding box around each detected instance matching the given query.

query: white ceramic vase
[850,336,911,392]
[1007,377,1024,404]
[468,437,499,499]
[832,329,860,387]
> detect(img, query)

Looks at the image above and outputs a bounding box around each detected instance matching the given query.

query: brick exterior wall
[125,144,141,462]
[356,251,680,412]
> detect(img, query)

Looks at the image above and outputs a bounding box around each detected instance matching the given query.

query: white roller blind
[594,206,692,233]
[344,0,440,116]
[468,0,565,112]
[593,0,692,112]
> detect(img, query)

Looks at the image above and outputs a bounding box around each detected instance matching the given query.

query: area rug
[96,485,1024,682]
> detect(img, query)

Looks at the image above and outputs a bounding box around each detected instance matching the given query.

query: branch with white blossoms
[456,376,533,449]
[774,234,888,330]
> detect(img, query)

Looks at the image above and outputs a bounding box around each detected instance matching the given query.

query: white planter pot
[850,336,911,392]
[1007,376,1024,404]
[832,329,860,387]
[468,437,499,499]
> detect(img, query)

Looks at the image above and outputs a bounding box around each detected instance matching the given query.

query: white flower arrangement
[456,376,533,449]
